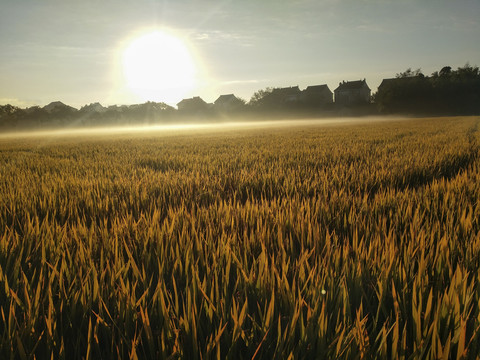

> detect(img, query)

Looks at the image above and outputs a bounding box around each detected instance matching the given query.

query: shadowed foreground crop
[0,116,479,359]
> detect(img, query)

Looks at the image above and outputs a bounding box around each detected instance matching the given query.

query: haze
[0,116,408,142]
[1,0,479,108]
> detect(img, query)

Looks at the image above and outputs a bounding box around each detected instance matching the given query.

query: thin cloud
[190,30,254,47]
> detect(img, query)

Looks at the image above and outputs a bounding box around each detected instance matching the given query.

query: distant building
[43,101,77,113]
[378,78,397,90]
[213,94,245,112]
[270,86,302,104]
[177,96,208,112]
[376,76,430,113]
[377,76,424,91]
[334,80,371,106]
[301,85,333,106]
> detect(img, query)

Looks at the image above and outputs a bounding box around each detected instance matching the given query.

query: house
[378,78,397,90]
[213,94,245,112]
[376,76,430,113]
[377,76,425,91]
[177,96,208,112]
[270,86,302,104]
[252,86,302,109]
[301,85,333,106]
[43,101,77,114]
[334,80,371,106]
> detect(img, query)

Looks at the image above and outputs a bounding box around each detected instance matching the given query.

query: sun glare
[122,30,196,104]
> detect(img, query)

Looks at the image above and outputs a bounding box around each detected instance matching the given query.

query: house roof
[304,85,332,93]
[335,80,370,92]
[177,96,207,107]
[271,86,301,96]
[378,78,396,88]
[43,101,77,113]
[378,76,425,89]
[214,94,239,104]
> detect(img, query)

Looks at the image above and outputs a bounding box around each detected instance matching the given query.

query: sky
[1,0,479,108]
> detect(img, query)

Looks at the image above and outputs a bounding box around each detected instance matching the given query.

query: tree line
[375,64,480,115]
[1,63,479,131]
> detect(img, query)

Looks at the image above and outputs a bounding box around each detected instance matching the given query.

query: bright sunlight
[122,30,196,104]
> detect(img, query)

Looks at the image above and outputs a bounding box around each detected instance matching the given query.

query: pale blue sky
[1,0,479,107]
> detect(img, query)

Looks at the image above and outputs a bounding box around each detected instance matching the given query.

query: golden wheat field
[0,116,479,359]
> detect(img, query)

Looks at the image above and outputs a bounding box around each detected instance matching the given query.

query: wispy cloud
[189,30,255,47]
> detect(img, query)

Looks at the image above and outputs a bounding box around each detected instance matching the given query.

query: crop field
[0,116,479,359]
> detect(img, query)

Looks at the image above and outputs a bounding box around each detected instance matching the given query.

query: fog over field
[0,116,409,140]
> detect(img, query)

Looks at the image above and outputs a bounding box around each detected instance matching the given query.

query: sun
[122,30,196,104]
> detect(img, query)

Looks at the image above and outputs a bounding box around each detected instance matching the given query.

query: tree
[248,87,274,107]
[379,64,480,115]
[377,68,432,113]
[0,104,23,128]
[396,68,424,78]
[454,63,479,80]
[439,66,452,77]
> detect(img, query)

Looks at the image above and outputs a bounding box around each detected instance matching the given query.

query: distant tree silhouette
[378,64,480,115]
[396,68,424,78]
[439,66,452,77]
[0,104,19,116]
[1,62,479,131]
[0,104,22,128]
[248,87,274,107]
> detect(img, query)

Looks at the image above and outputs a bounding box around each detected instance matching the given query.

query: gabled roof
[378,76,425,89]
[335,80,370,92]
[271,86,301,96]
[177,96,207,107]
[214,94,239,104]
[303,85,332,93]
[378,78,396,88]
[43,101,77,113]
